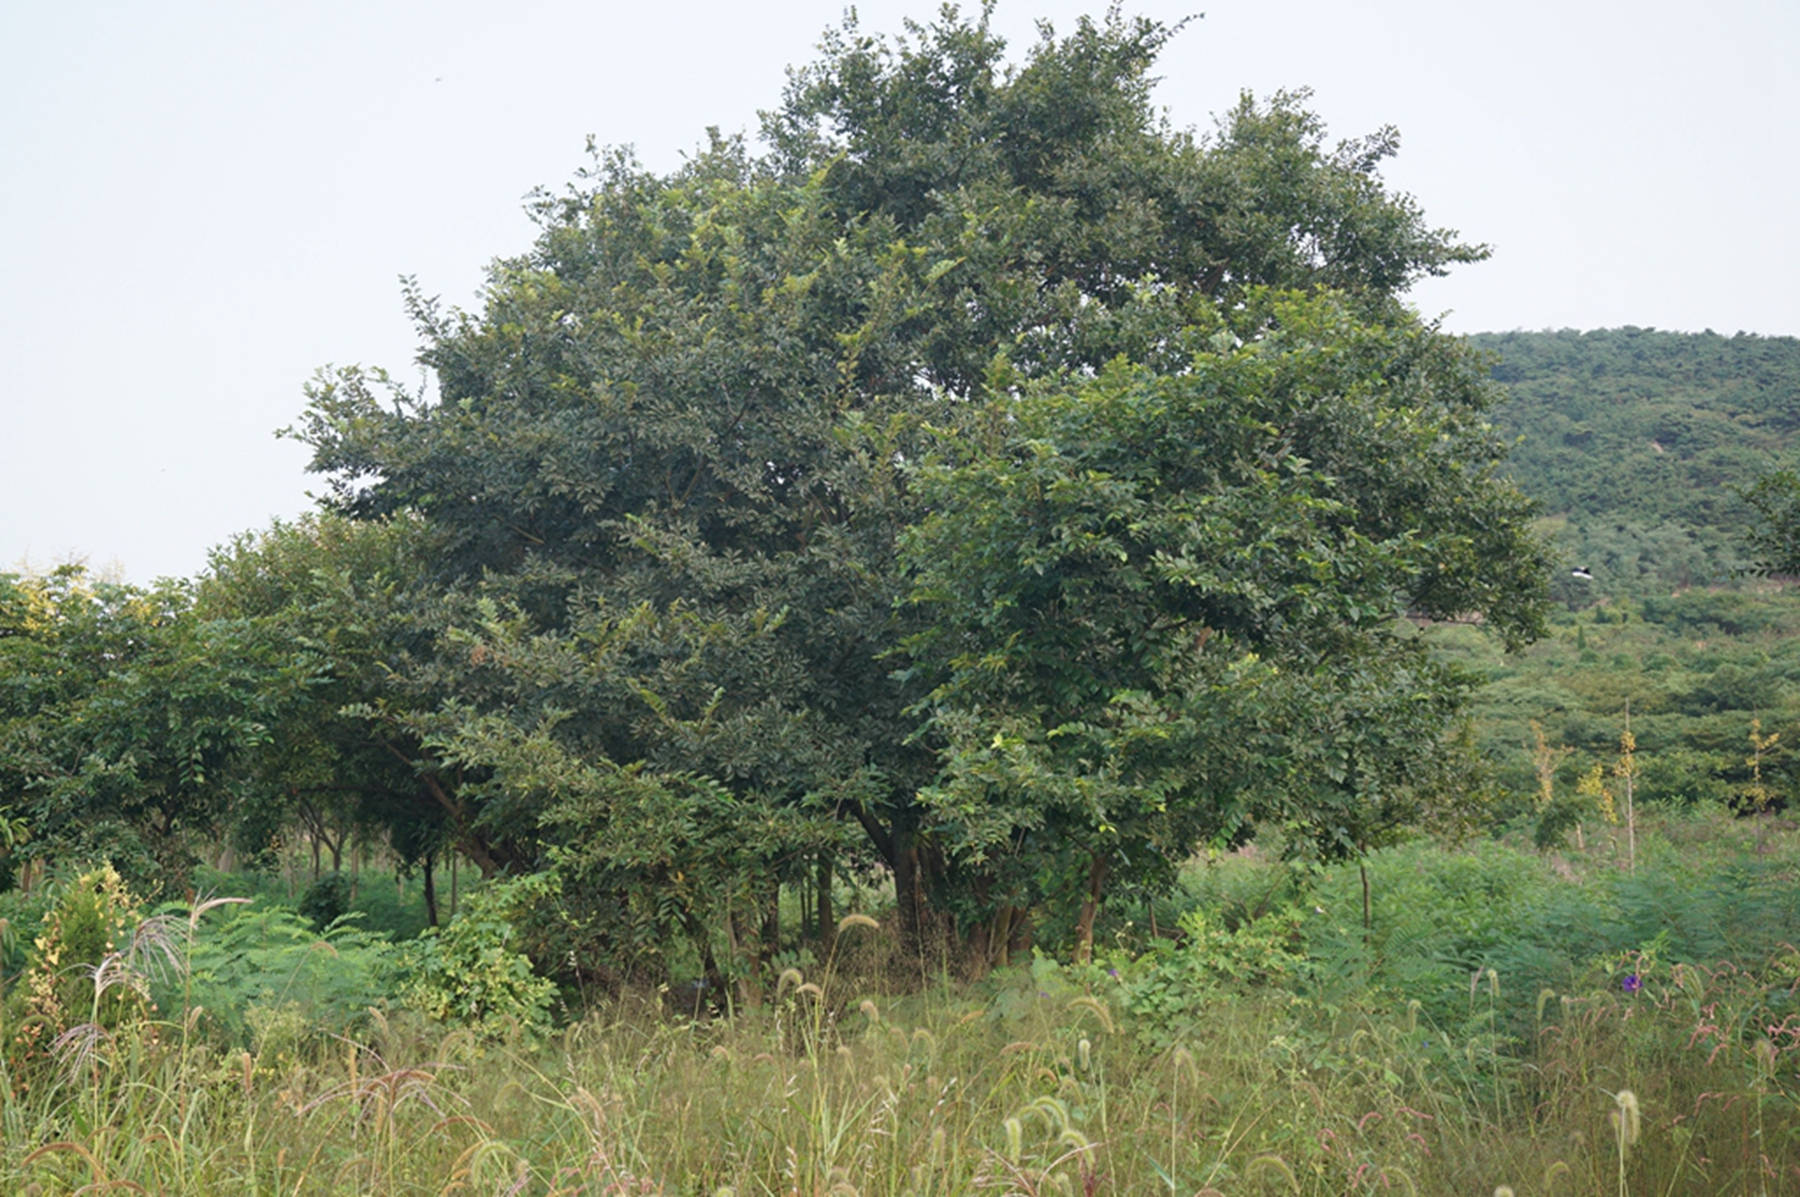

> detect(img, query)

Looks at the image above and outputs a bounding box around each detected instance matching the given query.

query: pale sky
[4,0,1796,582]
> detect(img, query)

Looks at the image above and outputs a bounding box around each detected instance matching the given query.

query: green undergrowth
[0,808,1796,1193]
[190,862,437,941]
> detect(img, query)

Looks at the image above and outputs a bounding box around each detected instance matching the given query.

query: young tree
[195,514,485,893]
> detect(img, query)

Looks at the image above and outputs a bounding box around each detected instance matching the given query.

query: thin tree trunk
[815,853,834,953]
[422,853,439,927]
[725,904,763,1008]
[1361,858,1373,943]
[1073,856,1109,965]
[991,905,1032,969]
[762,889,781,964]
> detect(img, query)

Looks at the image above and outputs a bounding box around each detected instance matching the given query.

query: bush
[297,872,351,931]
[5,864,155,1078]
[400,872,559,1038]
[1102,905,1307,1049]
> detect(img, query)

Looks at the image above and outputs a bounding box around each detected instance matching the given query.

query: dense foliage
[0,568,314,891]
[904,291,1540,960]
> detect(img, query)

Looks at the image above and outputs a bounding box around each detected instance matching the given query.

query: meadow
[2,804,1794,1194]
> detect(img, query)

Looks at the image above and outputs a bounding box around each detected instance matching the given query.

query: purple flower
[1107,968,1120,978]
[1621,974,1642,993]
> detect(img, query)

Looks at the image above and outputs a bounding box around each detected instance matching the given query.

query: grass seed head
[1611,1089,1641,1147]
[1247,1154,1300,1193]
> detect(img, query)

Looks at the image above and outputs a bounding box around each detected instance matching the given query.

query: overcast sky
[4,0,1796,582]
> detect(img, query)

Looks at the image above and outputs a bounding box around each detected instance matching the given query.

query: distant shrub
[297,872,352,931]
[1082,905,1308,1049]
[400,872,559,1038]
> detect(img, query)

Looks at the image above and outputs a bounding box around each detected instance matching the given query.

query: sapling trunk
[423,853,439,927]
[1073,856,1108,965]
[1360,857,1372,944]
[815,853,833,953]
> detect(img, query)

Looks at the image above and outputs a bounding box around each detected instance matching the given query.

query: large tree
[290,7,1542,979]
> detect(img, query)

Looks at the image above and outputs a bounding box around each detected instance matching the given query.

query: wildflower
[1107,968,1120,979]
[1621,974,1642,993]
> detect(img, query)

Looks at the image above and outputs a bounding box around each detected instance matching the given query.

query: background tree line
[1472,326,1800,601]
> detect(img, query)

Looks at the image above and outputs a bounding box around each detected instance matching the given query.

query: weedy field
[1,806,1796,1195]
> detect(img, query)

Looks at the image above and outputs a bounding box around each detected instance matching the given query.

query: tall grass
[1,806,1796,1193]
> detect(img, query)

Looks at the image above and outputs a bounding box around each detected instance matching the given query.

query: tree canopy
[276,6,1547,981]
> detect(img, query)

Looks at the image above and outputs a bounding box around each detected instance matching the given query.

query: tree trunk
[762,889,781,964]
[989,905,1016,970]
[893,836,925,950]
[1360,857,1373,945]
[422,852,439,927]
[726,904,764,1008]
[1073,856,1109,965]
[815,853,834,954]
[891,812,947,955]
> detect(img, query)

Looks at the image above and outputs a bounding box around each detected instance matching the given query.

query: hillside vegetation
[1472,327,1800,597]
[1438,329,1800,825]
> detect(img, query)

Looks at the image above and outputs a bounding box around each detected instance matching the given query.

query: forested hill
[1470,328,1800,597]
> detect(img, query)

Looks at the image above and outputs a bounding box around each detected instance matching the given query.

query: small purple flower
[1107,968,1120,979]
[1621,974,1642,993]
